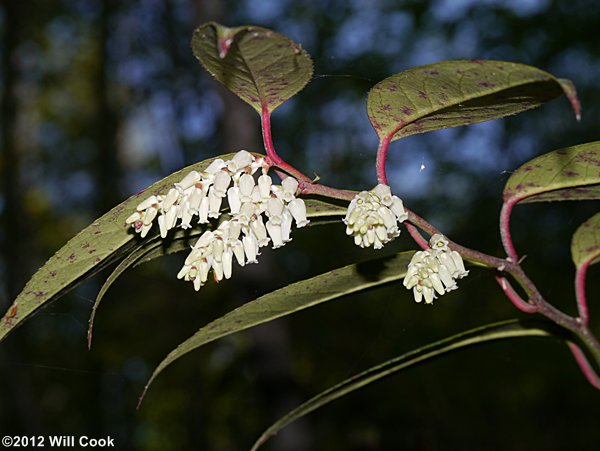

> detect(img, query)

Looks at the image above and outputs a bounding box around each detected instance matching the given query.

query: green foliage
[503,141,600,204]
[0,154,235,342]
[571,212,600,268]
[366,60,579,143]
[252,319,566,450]
[1,18,598,451]
[139,251,415,404]
[192,22,313,114]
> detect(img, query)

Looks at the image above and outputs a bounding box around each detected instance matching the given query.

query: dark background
[1,0,599,449]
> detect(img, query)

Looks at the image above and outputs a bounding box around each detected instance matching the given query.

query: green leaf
[251,319,566,451]
[138,251,416,405]
[367,60,579,142]
[0,153,241,343]
[192,22,313,114]
[571,213,600,268]
[503,141,600,204]
[86,198,348,348]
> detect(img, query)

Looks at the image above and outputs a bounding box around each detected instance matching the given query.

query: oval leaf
[367,60,579,142]
[0,153,244,343]
[252,319,565,451]
[192,22,313,114]
[138,251,416,405]
[503,141,600,204]
[571,213,600,268]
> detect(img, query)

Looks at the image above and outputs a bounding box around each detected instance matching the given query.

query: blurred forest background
[1,0,599,450]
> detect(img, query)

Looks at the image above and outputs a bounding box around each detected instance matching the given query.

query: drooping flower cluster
[343,184,408,249]
[125,150,309,290]
[403,234,469,304]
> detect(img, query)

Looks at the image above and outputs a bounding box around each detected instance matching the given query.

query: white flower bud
[258,174,272,199]
[281,210,293,243]
[162,189,180,212]
[126,211,142,224]
[207,188,222,218]
[204,159,226,174]
[175,171,201,192]
[188,187,204,212]
[213,170,232,198]
[238,173,255,203]
[344,185,407,249]
[198,196,209,224]
[404,236,468,305]
[136,195,159,211]
[282,177,299,197]
[243,235,259,263]
[266,220,284,248]
[230,150,253,172]
[288,198,309,227]
[227,186,242,214]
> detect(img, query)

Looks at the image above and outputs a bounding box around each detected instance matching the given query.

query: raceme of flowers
[403,234,469,304]
[344,184,409,249]
[125,150,309,290]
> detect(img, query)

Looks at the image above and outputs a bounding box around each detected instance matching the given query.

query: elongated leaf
[192,22,313,114]
[571,213,600,268]
[0,153,240,342]
[367,60,579,142]
[252,319,566,451]
[503,141,600,204]
[87,198,348,347]
[138,251,416,405]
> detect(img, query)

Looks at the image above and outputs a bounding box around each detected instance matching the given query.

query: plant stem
[375,134,393,185]
[495,276,537,313]
[265,142,600,384]
[500,200,519,262]
[261,104,282,165]
[405,223,429,250]
[575,262,590,325]
[568,342,600,389]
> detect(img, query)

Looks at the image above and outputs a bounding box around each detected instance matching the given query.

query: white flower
[126,150,312,291]
[403,234,469,304]
[344,184,407,249]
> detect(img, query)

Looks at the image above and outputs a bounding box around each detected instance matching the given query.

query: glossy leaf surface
[571,212,600,268]
[192,22,313,114]
[367,60,579,142]
[503,141,600,204]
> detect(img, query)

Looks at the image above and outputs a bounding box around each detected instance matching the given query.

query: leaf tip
[557,78,582,122]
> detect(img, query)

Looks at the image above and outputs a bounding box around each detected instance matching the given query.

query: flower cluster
[403,234,469,304]
[343,184,408,249]
[126,150,309,290]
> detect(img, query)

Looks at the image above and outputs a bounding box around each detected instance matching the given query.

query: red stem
[500,199,519,263]
[575,261,590,325]
[376,134,393,185]
[261,104,282,165]
[495,276,537,313]
[260,126,600,386]
[405,223,429,250]
[568,342,600,389]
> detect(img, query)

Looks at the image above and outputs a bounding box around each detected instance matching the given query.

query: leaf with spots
[86,197,348,348]
[571,213,600,269]
[503,141,600,205]
[367,60,580,143]
[0,154,242,343]
[138,251,416,405]
[192,22,313,114]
